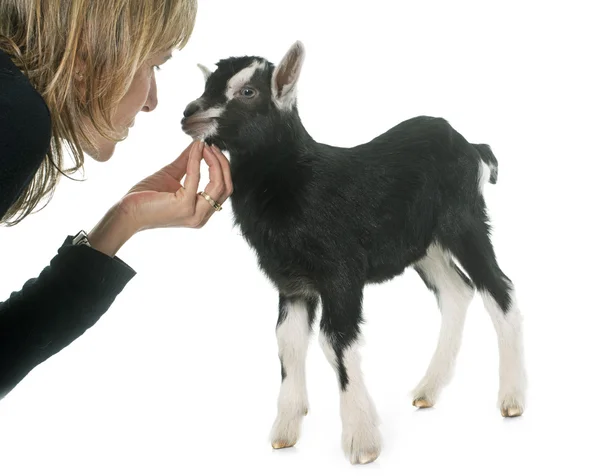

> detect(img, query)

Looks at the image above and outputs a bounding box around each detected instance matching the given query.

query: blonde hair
[0,0,197,225]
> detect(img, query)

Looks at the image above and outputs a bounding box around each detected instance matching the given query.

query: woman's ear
[73,44,88,78]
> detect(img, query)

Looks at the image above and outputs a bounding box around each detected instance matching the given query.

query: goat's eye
[240,87,256,98]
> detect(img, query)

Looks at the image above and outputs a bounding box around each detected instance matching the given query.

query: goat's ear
[197,63,213,83]
[271,41,305,110]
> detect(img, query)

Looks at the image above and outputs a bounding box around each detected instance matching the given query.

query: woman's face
[85,50,173,161]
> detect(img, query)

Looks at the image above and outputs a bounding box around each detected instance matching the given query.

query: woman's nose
[143,75,158,112]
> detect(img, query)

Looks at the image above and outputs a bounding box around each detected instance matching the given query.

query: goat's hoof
[272,439,296,449]
[501,405,523,418]
[270,412,305,450]
[413,398,434,409]
[352,449,380,465]
[499,393,524,418]
[344,422,382,465]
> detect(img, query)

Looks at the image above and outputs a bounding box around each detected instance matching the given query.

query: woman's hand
[121,141,232,230]
[87,141,233,257]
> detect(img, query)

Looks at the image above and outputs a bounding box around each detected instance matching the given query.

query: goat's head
[181,41,305,153]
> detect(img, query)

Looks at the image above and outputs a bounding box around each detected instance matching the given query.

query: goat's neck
[230,117,317,168]
[229,118,318,206]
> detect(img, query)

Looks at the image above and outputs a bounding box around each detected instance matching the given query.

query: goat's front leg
[270,294,318,449]
[319,284,381,465]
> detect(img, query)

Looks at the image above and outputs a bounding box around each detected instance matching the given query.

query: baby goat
[182,41,526,465]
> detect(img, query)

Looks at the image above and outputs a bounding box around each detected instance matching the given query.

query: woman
[0,0,232,399]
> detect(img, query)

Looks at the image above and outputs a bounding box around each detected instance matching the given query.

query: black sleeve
[0,237,136,399]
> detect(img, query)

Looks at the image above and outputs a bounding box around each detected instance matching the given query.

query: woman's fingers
[192,194,216,228]
[163,141,196,180]
[165,143,233,229]
[188,145,233,227]
[182,141,204,198]
[209,145,233,201]
[201,144,226,202]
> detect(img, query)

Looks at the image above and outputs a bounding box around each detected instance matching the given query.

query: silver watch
[72,230,91,247]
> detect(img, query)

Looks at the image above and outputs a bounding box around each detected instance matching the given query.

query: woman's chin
[87,141,116,162]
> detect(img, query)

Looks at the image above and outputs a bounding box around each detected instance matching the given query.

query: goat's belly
[365,242,428,283]
[255,254,319,297]
[366,263,408,284]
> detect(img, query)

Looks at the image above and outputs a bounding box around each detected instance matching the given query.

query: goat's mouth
[181,115,219,140]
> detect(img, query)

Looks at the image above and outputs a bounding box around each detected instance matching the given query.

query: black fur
[182,53,515,389]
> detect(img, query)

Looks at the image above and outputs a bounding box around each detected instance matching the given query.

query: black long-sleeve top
[0,50,136,399]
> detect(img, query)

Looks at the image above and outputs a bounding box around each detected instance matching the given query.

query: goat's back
[230,115,487,289]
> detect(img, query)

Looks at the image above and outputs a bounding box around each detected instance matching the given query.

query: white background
[1,0,599,474]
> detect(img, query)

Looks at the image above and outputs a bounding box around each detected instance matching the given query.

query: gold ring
[200,191,222,211]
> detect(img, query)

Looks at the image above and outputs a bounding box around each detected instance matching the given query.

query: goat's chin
[180,122,229,152]
[181,120,219,143]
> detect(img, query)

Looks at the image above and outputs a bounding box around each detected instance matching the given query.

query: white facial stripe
[195,106,224,120]
[225,61,266,100]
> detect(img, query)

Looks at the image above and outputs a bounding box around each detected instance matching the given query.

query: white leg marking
[270,300,310,448]
[412,245,475,407]
[482,287,526,416]
[319,334,381,464]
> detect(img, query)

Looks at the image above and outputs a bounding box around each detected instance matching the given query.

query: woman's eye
[240,87,255,98]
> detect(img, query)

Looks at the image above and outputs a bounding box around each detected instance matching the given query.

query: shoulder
[0,50,52,181]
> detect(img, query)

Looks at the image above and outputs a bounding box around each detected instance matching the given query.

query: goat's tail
[472,143,498,184]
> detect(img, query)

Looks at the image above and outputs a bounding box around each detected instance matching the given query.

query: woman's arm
[0,143,232,399]
[0,235,136,399]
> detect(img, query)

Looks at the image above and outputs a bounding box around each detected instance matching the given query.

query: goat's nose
[183,102,200,118]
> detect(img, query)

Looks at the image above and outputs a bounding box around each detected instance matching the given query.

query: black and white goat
[182,41,526,465]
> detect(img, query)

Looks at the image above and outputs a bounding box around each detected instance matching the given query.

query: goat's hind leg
[270,294,318,449]
[411,244,475,409]
[444,222,526,417]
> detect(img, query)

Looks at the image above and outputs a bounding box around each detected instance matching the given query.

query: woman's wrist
[87,204,139,258]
